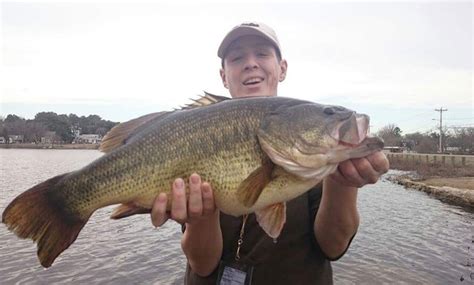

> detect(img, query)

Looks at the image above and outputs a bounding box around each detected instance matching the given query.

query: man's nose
[243,55,259,70]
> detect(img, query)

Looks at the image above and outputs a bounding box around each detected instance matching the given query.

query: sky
[1,1,472,134]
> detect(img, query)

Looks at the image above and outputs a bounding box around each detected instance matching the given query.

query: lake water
[0,149,472,284]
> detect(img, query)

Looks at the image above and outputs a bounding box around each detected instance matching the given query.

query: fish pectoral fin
[237,156,274,207]
[100,111,170,153]
[255,202,287,239]
[110,203,151,219]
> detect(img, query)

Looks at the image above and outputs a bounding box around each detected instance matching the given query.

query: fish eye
[323,107,336,115]
[324,106,348,115]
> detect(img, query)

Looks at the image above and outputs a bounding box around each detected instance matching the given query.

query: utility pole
[435,107,447,153]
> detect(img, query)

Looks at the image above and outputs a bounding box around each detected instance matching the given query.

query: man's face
[220,35,288,98]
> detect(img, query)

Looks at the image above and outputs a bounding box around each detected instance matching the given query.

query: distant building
[383,146,405,153]
[41,131,60,144]
[445,146,461,154]
[71,126,81,138]
[75,134,102,144]
[8,135,24,144]
[0,137,5,144]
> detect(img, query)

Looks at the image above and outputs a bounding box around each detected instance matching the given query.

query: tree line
[2,113,472,153]
[0,112,118,144]
[376,124,474,154]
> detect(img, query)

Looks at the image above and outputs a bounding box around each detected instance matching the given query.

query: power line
[394,110,436,123]
[444,117,474,120]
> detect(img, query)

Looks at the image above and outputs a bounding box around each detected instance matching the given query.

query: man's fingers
[338,159,365,187]
[188,173,203,218]
[151,193,169,227]
[367,151,390,174]
[352,157,379,184]
[171,178,187,223]
[201,182,216,215]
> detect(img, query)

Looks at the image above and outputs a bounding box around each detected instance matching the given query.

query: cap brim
[217,27,278,58]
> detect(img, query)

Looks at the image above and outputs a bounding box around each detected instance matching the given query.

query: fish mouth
[327,135,384,164]
[338,140,357,147]
[331,114,369,146]
[346,136,384,158]
[362,136,385,151]
[243,77,264,85]
[337,135,383,149]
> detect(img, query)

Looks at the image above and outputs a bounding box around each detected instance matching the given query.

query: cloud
[1,2,472,131]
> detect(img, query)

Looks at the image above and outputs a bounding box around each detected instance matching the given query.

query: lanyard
[235,214,249,261]
[217,213,254,285]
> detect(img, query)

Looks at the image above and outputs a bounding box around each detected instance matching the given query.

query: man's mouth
[243,77,264,85]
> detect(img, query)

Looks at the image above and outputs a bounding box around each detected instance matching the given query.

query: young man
[151,22,389,284]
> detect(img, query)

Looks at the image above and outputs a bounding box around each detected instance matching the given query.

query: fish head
[258,102,384,179]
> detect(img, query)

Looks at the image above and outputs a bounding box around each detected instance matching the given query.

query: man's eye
[231,56,242,62]
[257,52,268,57]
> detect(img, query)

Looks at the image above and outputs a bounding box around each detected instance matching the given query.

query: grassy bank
[387,156,474,208]
[388,158,474,178]
[0,143,99,150]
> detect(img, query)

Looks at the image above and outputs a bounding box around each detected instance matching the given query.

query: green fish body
[2,95,383,268]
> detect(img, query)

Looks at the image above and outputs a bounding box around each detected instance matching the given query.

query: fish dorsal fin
[180,92,230,110]
[99,111,169,153]
[237,156,274,207]
[255,202,287,239]
[100,93,229,153]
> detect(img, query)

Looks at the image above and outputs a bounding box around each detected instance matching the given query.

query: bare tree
[447,127,474,154]
[24,121,48,143]
[377,124,403,146]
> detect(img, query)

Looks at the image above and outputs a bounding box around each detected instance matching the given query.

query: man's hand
[315,151,389,259]
[150,173,222,277]
[329,151,389,188]
[150,173,217,227]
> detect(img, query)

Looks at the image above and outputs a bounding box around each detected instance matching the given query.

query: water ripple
[1,150,473,284]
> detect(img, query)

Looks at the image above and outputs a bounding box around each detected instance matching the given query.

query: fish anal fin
[2,173,90,268]
[237,157,274,207]
[255,202,287,239]
[110,203,150,219]
[99,111,169,153]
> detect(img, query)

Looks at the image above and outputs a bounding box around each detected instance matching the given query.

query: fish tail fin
[2,174,90,268]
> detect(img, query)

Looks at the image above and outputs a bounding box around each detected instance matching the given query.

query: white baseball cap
[217,22,281,59]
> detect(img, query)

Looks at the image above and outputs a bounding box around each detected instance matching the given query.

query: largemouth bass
[2,95,383,268]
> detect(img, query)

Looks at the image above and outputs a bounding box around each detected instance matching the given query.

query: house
[75,134,102,144]
[0,137,5,144]
[71,126,81,138]
[41,131,61,144]
[383,146,405,153]
[445,146,461,154]
[8,135,24,144]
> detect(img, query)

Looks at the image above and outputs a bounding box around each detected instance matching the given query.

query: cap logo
[241,22,259,27]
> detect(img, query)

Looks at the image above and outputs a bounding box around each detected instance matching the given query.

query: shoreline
[1,145,473,208]
[387,174,474,209]
[0,143,99,150]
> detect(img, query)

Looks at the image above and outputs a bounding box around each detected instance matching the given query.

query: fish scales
[53,98,284,218]
[2,96,384,267]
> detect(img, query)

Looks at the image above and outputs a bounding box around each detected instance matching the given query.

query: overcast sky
[1,1,472,134]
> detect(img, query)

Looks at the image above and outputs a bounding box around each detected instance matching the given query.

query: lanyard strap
[235,214,249,261]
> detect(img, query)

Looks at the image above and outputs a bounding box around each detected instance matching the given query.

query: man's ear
[279,59,288,82]
[220,68,229,89]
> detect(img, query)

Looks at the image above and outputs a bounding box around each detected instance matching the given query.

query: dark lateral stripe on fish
[2,173,90,268]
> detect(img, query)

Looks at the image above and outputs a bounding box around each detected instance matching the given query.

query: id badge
[216,260,254,285]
